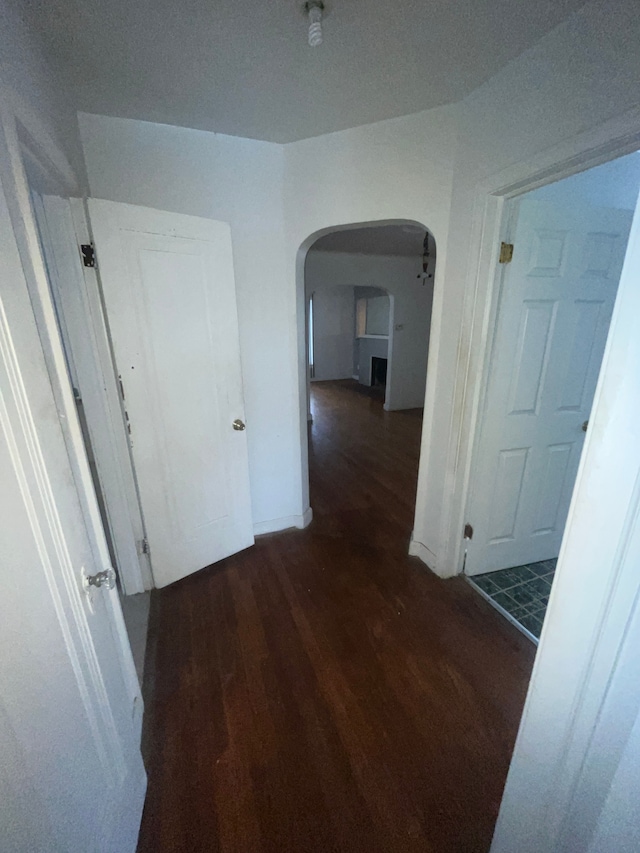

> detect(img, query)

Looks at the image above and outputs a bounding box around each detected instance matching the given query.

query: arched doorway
[298,220,436,540]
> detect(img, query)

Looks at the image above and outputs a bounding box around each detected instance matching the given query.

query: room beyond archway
[301,221,436,543]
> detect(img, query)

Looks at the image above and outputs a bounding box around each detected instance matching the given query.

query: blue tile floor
[467,559,557,641]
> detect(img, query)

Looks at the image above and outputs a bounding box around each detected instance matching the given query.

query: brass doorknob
[232,419,246,431]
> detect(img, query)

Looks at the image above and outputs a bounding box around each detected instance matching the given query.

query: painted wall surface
[308,284,355,381]
[410,0,640,572]
[305,251,432,411]
[0,0,86,189]
[78,0,640,562]
[78,113,301,531]
[285,106,455,506]
[79,106,454,526]
[586,710,640,853]
[363,294,390,336]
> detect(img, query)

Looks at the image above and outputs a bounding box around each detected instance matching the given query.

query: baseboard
[385,401,424,412]
[253,507,313,536]
[408,536,438,573]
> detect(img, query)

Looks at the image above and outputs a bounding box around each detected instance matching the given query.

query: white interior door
[0,179,146,851]
[31,193,151,595]
[465,198,632,576]
[87,200,254,588]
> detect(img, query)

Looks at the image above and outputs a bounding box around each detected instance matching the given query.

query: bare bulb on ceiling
[306,1,324,47]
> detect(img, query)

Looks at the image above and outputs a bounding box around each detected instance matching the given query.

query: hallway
[138,381,535,852]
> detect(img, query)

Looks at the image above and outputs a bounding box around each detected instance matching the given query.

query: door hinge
[80,243,96,268]
[141,538,150,556]
[464,523,474,540]
[499,242,514,264]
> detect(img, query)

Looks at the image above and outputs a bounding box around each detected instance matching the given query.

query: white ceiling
[26,0,586,143]
[311,224,427,256]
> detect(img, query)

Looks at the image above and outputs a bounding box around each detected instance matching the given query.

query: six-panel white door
[87,200,254,588]
[465,198,632,576]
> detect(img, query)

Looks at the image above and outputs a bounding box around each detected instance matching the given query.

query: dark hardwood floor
[138,380,535,853]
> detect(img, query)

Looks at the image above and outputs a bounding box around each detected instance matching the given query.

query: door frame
[428,105,640,581]
[435,107,640,850]
[0,89,141,711]
[32,194,152,594]
[463,192,633,577]
[7,109,152,596]
[490,150,640,853]
[296,218,429,513]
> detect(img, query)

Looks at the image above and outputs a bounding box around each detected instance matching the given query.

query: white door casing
[87,199,254,588]
[465,198,632,575]
[31,193,152,595]
[491,164,640,853]
[0,164,146,849]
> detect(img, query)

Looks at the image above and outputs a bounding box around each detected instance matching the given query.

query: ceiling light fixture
[305,1,324,47]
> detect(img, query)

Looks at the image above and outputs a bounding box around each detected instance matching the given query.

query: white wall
[78,113,303,531]
[0,0,86,189]
[284,107,456,507]
[78,0,640,564]
[308,284,355,381]
[410,0,640,574]
[79,109,455,524]
[587,710,640,853]
[24,0,640,847]
[363,294,390,336]
[305,251,433,411]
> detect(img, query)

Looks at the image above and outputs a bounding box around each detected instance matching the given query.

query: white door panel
[88,200,254,588]
[466,199,632,575]
[31,193,151,595]
[0,177,145,849]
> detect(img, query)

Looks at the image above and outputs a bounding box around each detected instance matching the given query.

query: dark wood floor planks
[138,379,535,853]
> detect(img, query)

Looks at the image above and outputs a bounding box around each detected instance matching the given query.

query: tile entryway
[466,559,557,641]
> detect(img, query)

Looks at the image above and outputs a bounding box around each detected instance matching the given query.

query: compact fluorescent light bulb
[307,2,323,47]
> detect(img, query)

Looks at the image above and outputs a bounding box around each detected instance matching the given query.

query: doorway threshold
[465,559,557,644]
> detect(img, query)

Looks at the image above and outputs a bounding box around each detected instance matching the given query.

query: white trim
[295,219,427,525]
[69,198,153,593]
[253,507,313,536]
[0,84,142,715]
[0,291,123,784]
[418,105,640,579]
[491,162,640,853]
[408,535,437,571]
[32,195,152,596]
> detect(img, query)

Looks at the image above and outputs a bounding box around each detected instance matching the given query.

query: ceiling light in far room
[305,1,325,47]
